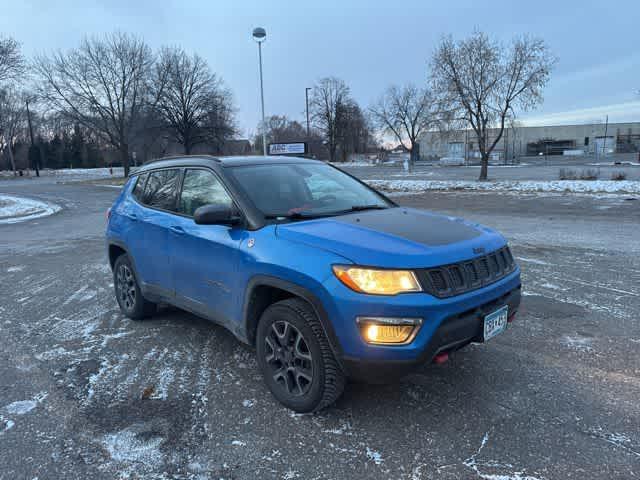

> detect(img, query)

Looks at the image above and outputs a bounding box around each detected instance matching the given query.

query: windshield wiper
[264,204,388,220]
[264,211,323,220]
[347,204,388,212]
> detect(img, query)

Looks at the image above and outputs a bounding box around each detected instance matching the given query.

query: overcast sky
[2,0,639,137]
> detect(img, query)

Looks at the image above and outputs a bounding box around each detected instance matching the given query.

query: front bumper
[341,285,521,382]
[318,267,522,383]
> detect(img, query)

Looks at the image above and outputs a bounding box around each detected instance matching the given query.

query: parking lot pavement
[1,180,639,479]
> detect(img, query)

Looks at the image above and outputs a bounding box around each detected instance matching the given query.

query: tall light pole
[252,27,267,155]
[305,87,311,138]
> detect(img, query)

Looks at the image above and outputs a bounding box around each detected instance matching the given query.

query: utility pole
[305,87,311,137]
[25,98,40,177]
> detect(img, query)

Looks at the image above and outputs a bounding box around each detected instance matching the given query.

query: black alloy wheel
[264,320,314,396]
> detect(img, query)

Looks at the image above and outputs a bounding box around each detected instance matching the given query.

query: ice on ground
[6,265,25,272]
[231,440,246,446]
[0,194,61,224]
[366,179,640,195]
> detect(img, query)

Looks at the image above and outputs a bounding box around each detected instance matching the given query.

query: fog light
[356,317,422,345]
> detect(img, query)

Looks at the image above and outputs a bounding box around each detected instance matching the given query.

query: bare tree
[34,32,155,176]
[0,36,25,84]
[0,88,26,174]
[254,114,307,152]
[432,32,555,180]
[154,47,236,154]
[370,84,439,169]
[337,101,372,161]
[309,77,351,162]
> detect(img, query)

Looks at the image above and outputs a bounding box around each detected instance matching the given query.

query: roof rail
[142,154,221,165]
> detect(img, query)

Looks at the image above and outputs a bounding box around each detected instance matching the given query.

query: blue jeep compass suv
[106,155,521,412]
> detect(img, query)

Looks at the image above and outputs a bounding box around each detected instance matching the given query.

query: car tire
[256,298,346,413]
[113,254,156,320]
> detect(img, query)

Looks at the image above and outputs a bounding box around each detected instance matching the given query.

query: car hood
[275,207,507,268]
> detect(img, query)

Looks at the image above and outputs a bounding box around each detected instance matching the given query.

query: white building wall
[419,122,640,160]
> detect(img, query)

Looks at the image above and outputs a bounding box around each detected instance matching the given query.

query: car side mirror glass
[193,204,241,226]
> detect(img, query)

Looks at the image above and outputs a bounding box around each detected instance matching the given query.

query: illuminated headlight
[356,316,422,345]
[332,265,422,295]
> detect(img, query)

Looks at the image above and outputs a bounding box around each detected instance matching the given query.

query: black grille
[416,246,516,298]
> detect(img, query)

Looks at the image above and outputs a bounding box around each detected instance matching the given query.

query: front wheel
[256,298,345,412]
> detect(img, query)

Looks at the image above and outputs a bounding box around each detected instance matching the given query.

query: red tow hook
[508,309,519,323]
[433,352,449,364]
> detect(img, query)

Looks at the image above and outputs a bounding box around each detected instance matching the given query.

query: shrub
[559,168,577,180]
[611,171,627,181]
[579,169,599,180]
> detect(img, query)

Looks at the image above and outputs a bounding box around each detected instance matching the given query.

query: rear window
[142,169,181,211]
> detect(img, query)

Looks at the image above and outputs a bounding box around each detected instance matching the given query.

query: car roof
[134,155,324,174]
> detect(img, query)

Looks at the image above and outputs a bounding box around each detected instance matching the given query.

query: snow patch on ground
[562,335,594,352]
[366,179,640,195]
[103,425,164,467]
[3,392,47,415]
[516,257,550,266]
[0,194,61,224]
[329,161,377,167]
[50,167,127,178]
[0,416,15,433]
[150,366,175,400]
[539,282,565,291]
[323,420,352,435]
[588,161,640,167]
[588,427,640,457]
[6,265,25,272]
[365,447,384,465]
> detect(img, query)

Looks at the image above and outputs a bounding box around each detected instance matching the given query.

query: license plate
[483,305,508,341]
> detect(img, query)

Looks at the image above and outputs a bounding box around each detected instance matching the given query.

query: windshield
[228,163,393,218]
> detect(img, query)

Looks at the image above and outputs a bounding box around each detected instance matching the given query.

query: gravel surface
[0,178,639,479]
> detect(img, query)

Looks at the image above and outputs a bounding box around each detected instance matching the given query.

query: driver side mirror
[193,204,242,226]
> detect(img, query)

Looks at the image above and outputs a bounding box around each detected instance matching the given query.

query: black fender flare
[242,275,345,371]
[107,240,142,286]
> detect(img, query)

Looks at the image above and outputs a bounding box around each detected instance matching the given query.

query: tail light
[106,207,112,221]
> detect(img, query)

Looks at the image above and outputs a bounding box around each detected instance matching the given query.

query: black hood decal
[334,208,481,247]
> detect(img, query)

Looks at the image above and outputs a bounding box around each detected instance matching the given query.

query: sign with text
[268,142,307,155]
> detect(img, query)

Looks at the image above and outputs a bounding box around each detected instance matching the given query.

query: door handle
[126,213,138,221]
[169,225,185,235]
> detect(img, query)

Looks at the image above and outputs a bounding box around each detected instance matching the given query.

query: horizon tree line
[1,30,555,180]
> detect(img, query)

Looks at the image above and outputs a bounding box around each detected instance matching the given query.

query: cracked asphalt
[0,174,639,479]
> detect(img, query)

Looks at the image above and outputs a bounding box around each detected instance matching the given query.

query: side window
[143,169,181,211]
[178,169,232,217]
[131,174,147,201]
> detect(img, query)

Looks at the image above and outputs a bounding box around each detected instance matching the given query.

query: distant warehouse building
[418,121,640,162]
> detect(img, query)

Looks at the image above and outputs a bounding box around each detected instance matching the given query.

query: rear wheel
[113,254,156,320]
[256,298,345,412]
